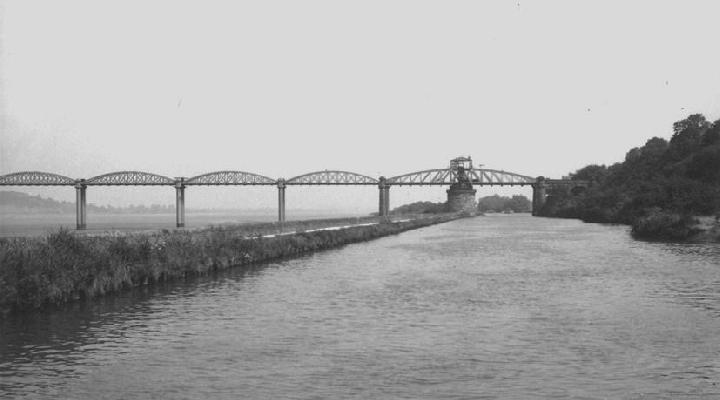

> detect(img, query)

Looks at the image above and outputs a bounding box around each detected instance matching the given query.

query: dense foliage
[476,195,532,213]
[389,201,448,215]
[540,114,720,239]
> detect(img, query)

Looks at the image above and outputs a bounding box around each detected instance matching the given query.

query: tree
[669,114,709,160]
[507,195,532,212]
[672,114,709,135]
[701,119,720,146]
[571,164,608,183]
[477,195,505,212]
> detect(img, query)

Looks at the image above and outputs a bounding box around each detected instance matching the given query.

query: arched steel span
[85,171,175,186]
[185,171,276,185]
[0,171,76,186]
[286,170,379,185]
[387,168,536,186]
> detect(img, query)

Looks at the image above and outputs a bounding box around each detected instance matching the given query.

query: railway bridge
[0,157,585,230]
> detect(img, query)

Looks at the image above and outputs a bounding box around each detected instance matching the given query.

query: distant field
[0,211,356,237]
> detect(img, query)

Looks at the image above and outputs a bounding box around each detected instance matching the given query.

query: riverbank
[628,210,719,242]
[540,209,720,243]
[0,214,464,314]
[691,216,720,242]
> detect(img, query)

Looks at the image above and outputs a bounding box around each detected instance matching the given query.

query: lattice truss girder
[387,168,536,185]
[468,169,536,185]
[0,171,75,186]
[386,169,454,185]
[1,168,541,187]
[286,170,378,185]
[185,171,276,185]
[85,171,175,186]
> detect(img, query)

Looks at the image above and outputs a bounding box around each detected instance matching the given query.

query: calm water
[2,215,720,399]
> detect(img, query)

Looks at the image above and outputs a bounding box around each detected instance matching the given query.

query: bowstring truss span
[387,169,536,186]
[286,170,379,185]
[185,171,276,185]
[0,171,76,186]
[85,171,175,186]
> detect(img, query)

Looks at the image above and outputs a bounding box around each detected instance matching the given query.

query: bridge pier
[75,180,87,230]
[277,179,286,222]
[532,176,547,216]
[446,187,476,213]
[445,162,476,214]
[175,178,185,228]
[378,177,390,217]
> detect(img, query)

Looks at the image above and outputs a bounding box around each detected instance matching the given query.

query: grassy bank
[0,214,462,313]
[68,215,388,239]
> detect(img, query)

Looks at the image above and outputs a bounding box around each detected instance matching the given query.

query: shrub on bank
[0,214,459,313]
[631,208,699,240]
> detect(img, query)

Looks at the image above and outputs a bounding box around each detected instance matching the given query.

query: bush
[631,208,699,240]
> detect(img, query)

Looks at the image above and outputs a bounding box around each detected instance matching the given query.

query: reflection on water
[1,215,720,399]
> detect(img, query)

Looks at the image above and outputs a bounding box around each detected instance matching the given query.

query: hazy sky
[1,0,719,211]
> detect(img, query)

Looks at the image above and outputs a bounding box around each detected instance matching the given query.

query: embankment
[630,212,720,242]
[541,206,720,242]
[0,214,463,313]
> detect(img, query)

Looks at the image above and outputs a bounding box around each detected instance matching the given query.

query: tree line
[386,194,532,215]
[539,113,720,239]
[0,191,175,214]
[477,195,532,213]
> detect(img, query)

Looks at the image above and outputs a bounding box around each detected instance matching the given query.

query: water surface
[1,215,719,398]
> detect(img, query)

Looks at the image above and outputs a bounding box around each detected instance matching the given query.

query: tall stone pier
[445,157,477,214]
[531,176,547,216]
[446,186,477,213]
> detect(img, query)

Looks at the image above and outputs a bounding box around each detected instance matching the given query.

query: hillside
[0,191,174,214]
[540,113,720,240]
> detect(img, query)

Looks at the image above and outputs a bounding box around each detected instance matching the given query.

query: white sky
[1,0,719,211]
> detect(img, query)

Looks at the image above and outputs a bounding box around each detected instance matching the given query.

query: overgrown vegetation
[630,208,700,240]
[540,113,720,240]
[186,216,382,237]
[476,195,532,213]
[0,214,460,313]
[388,201,448,215]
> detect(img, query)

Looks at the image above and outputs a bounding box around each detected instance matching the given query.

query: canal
[1,215,720,399]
